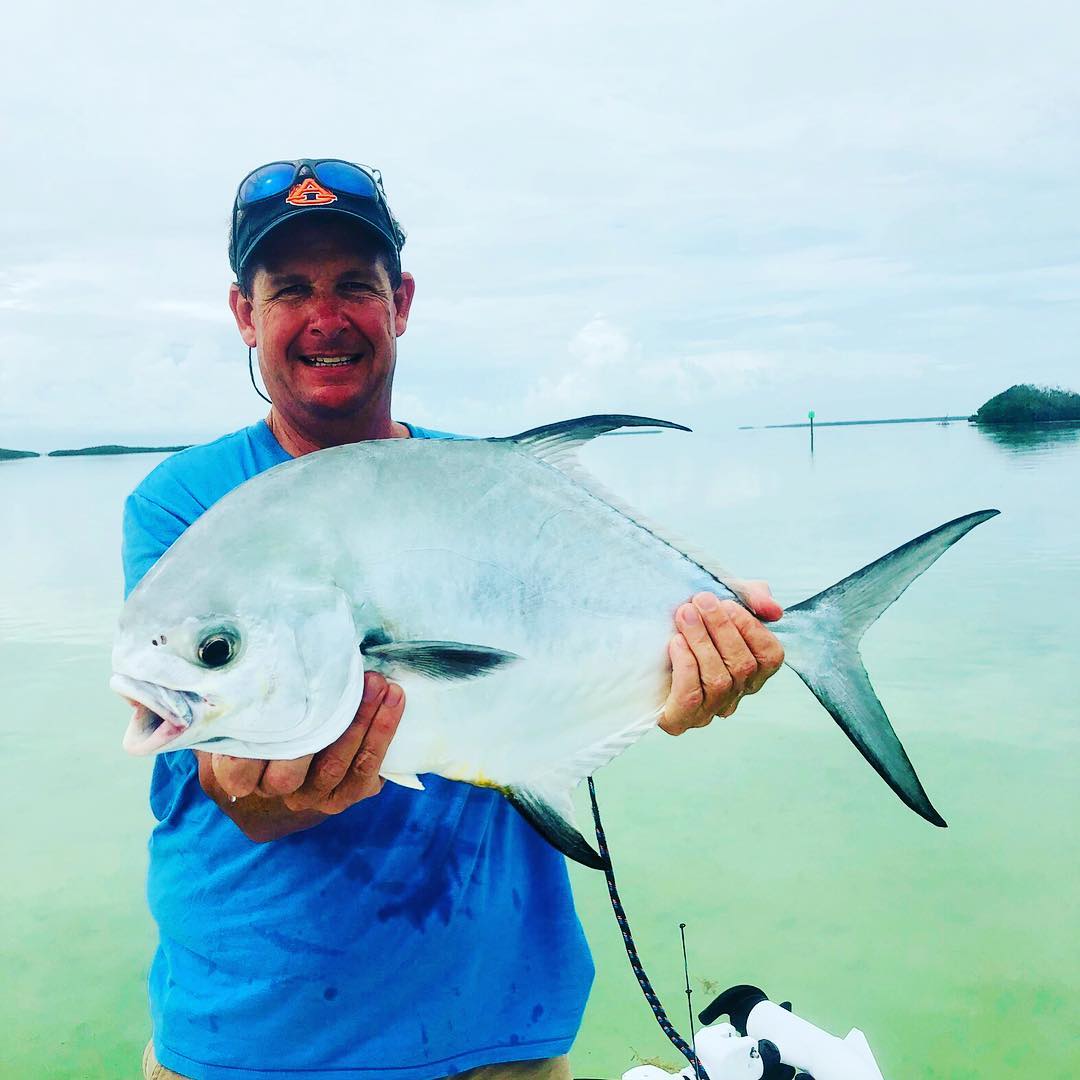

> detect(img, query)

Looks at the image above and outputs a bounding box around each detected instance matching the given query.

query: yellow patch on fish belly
[459,768,508,793]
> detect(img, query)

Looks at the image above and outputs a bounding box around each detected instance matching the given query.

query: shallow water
[1,421,1075,1078]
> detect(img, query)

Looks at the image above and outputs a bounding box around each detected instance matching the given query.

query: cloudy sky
[2,0,1078,447]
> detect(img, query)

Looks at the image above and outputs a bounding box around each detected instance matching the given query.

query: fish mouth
[111,674,204,756]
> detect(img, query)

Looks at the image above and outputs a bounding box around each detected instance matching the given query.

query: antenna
[679,922,700,1080]
[587,779,708,1077]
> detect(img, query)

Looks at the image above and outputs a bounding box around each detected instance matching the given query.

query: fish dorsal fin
[503,414,690,470]
[504,414,743,595]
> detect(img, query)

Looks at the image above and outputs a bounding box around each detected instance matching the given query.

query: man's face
[229,216,414,425]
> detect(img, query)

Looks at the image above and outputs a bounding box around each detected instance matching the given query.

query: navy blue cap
[229,160,405,278]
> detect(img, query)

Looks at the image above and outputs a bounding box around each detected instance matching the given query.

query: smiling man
[123,159,784,1080]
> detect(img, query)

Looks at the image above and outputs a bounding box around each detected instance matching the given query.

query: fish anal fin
[551,709,662,792]
[502,709,661,870]
[506,786,607,870]
[363,640,520,681]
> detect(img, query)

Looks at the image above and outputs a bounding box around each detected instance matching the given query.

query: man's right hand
[196,673,405,842]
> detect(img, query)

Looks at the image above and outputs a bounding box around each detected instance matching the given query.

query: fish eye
[197,627,240,669]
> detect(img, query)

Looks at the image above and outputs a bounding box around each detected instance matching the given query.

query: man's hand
[661,580,785,735]
[197,673,405,841]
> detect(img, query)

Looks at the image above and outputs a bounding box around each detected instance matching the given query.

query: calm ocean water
[2,421,1076,1078]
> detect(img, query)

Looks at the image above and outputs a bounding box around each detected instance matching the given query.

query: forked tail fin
[773,509,1000,826]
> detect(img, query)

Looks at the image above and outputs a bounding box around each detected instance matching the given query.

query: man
[125,159,784,1080]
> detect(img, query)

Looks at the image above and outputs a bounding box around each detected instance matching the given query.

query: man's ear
[229,283,258,348]
[393,273,416,337]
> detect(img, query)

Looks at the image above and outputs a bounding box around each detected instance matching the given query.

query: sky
[2,0,1078,448]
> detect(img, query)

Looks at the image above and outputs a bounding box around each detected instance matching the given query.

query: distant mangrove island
[972,384,1080,424]
[1,444,190,461]
[47,444,191,458]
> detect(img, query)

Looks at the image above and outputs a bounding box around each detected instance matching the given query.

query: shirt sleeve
[122,491,193,598]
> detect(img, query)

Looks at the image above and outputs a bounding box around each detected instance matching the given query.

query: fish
[111,415,999,868]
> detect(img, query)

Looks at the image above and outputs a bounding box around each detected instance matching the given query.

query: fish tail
[773,509,999,826]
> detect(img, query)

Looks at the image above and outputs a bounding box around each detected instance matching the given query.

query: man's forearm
[196,751,328,842]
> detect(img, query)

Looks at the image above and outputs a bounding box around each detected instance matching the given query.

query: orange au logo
[285,178,338,207]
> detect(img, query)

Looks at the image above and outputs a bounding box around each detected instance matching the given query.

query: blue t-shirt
[122,420,594,1080]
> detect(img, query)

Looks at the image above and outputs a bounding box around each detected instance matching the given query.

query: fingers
[660,592,786,735]
[699,594,786,698]
[258,754,314,797]
[660,632,708,735]
[211,754,265,799]
[283,674,389,811]
[213,752,314,800]
[691,594,759,713]
[208,673,405,819]
[731,603,786,694]
[319,681,405,815]
[282,673,405,815]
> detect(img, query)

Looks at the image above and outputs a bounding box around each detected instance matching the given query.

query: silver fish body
[111,416,998,866]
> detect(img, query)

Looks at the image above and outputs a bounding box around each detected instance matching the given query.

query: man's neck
[267,408,410,458]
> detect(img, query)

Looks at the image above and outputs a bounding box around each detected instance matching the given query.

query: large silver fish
[111,416,998,867]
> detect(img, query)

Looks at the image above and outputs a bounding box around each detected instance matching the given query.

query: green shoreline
[740,415,968,430]
[46,444,191,458]
[3,444,192,460]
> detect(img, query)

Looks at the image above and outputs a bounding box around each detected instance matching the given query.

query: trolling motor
[621,984,885,1080]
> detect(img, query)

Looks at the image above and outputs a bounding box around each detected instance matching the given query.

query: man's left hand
[661,580,785,735]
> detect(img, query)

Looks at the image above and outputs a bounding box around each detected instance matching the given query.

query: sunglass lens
[238,163,297,204]
[314,161,378,198]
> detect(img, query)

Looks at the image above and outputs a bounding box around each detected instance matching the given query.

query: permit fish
[111,415,998,868]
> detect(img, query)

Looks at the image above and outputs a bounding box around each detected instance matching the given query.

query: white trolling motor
[621,984,885,1080]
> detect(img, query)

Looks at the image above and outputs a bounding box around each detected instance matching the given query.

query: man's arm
[198,674,405,843]
[661,580,785,734]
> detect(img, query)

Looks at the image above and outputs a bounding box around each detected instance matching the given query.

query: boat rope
[588,776,710,1080]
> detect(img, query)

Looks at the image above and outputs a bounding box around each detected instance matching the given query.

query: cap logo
[285,178,338,207]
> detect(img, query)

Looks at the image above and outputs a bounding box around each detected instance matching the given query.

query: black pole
[679,923,700,1079]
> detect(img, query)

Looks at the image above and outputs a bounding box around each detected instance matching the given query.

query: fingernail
[696,593,720,612]
[385,685,403,708]
[362,678,385,703]
[681,605,702,626]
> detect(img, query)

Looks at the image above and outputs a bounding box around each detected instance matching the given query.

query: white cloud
[1,0,1078,441]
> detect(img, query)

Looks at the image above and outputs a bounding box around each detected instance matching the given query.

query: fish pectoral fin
[363,640,520,681]
[382,771,425,790]
[505,785,607,871]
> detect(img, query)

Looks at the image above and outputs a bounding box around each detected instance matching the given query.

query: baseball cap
[229,159,406,278]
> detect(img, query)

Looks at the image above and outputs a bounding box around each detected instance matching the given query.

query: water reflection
[974,420,1080,455]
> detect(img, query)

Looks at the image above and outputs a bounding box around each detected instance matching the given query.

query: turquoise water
[1,421,1076,1078]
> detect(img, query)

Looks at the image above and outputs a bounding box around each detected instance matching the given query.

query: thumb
[732,578,783,622]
